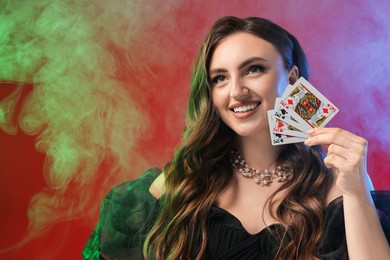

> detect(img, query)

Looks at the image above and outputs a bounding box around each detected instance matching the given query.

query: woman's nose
[230,78,250,99]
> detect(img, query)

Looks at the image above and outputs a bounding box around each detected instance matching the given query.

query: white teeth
[233,104,258,113]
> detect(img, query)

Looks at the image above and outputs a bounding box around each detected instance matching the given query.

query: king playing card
[281,77,339,128]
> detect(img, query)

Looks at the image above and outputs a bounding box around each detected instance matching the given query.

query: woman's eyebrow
[209,68,227,76]
[238,57,267,70]
[209,56,267,75]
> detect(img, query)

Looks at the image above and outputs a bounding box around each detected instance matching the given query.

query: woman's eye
[211,75,226,84]
[247,65,265,75]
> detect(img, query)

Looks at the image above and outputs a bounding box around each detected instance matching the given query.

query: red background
[1,1,390,259]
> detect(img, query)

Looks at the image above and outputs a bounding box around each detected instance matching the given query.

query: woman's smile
[229,101,261,119]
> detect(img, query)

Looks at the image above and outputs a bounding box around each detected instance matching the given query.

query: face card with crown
[273,98,312,133]
[281,77,339,128]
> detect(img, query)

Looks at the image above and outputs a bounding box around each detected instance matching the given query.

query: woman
[83,16,390,259]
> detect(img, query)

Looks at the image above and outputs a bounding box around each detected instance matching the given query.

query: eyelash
[246,65,265,75]
[210,75,226,85]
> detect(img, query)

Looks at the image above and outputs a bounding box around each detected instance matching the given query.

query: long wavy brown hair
[144,16,333,259]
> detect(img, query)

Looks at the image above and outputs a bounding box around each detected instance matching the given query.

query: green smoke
[0,0,150,251]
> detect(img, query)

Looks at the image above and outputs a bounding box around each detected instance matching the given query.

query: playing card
[268,77,339,146]
[281,77,339,128]
[282,84,294,98]
[268,125,307,145]
[273,98,312,133]
[267,110,309,138]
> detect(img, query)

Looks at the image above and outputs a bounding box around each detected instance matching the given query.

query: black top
[82,168,390,260]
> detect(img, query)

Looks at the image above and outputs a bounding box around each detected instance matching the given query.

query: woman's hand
[304,127,372,199]
[305,127,390,258]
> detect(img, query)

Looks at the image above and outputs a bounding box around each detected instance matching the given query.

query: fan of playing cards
[268,77,339,145]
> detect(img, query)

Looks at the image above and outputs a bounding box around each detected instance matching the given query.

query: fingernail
[304,138,311,146]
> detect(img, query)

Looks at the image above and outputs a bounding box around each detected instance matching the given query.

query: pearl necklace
[230,150,290,186]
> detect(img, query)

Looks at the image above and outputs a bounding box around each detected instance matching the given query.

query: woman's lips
[229,102,261,119]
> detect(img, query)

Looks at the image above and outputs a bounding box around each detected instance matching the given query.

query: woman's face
[209,32,297,138]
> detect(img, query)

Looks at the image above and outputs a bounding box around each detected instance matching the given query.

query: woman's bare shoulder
[326,180,342,206]
[149,171,165,199]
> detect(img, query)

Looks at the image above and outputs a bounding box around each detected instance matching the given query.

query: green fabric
[82,167,161,259]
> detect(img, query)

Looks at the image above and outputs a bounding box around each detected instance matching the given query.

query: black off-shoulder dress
[82,168,390,260]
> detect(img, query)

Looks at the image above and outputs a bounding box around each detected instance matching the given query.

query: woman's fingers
[324,150,361,173]
[305,128,367,151]
[304,127,369,195]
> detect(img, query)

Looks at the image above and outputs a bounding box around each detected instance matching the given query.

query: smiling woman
[83,16,390,260]
[209,33,298,136]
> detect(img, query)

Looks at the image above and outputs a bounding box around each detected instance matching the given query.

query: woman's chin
[233,126,268,139]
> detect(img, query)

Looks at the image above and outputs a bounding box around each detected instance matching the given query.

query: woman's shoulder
[98,167,163,225]
[149,170,166,200]
[82,167,163,259]
[95,167,163,236]
[106,167,162,200]
[325,173,343,206]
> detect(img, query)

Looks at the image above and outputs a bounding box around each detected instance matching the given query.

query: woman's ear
[288,65,299,85]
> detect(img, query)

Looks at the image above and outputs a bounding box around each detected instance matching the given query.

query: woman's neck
[236,133,283,170]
